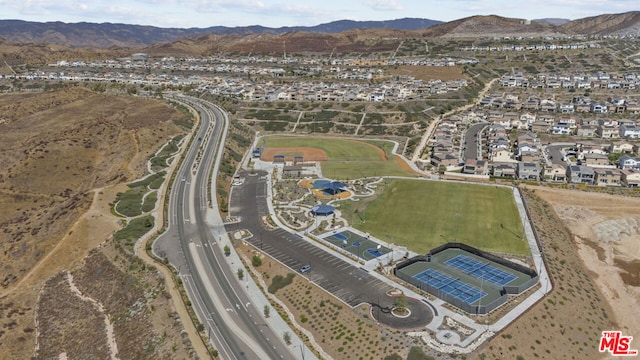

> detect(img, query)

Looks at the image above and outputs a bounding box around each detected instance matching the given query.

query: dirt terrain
[0,87,195,359]
[530,187,640,335]
[470,187,630,360]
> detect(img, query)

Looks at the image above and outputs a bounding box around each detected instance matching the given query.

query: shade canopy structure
[311,204,335,216]
[313,180,348,195]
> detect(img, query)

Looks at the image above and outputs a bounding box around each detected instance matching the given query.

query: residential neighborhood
[3,53,640,189]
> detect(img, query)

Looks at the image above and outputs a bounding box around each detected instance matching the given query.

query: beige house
[621,169,640,187]
[609,141,635,154]
[544,164,567,182]
[492,163,517,178]
[462,159,488,175]
[577,124,598,138]
[431,153,459,168]
[583,153,611,167]
[594,168,622,186]
[490,148,513,162]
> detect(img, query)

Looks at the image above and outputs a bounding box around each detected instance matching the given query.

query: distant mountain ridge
[0,18,443,48]
[0,11,639,55]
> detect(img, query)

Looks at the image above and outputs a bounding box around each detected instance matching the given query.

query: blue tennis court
[444,255,517,287]
[367,249,383,257]
[333,232,348,241]
[414,268,487,305]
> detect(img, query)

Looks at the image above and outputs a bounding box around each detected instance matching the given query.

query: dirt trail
[0,185,124,298]
[67,272,119,360]
[411,77,499,162]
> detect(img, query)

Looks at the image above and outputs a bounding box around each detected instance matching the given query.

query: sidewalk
[240,143,552,354]
[206,178,319,360]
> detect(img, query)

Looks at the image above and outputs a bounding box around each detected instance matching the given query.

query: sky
[0,0,637,28]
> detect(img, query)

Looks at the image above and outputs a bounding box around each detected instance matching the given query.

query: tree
[283,331,291,345]
[263,305,270,318]
[252,255,263,267]
[237,268,244,280]
[394,293,408,311]
[224,245,231,256]
[384,354,403,360]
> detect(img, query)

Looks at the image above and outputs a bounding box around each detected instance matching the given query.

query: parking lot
[229,170,397,307]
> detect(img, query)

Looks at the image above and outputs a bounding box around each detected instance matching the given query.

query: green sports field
[339,179,530,256]
[261,136,416,179]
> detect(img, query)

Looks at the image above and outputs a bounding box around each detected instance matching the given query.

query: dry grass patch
[34,244,197,360]
[0,87,189,359]
[36,273,110,359]
[471,188,617,360]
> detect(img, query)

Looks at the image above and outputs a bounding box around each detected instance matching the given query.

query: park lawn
[262,136,415,179]
[339,179,530,256]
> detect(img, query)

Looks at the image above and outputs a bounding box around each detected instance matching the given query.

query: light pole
[454,212,460,242]
[477,274,484,317]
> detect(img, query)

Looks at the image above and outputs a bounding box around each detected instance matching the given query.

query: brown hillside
[419,15,559,38]
[0,38,129,66]
[145,29,408,56]
[559,11,640,35]
[0,87,184,291]
[0,87,193,359]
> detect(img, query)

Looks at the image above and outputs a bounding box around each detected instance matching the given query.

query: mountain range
[0,18,443,48]
[0,11,639,62]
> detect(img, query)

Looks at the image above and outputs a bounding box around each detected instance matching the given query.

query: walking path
[243,150,552,354]
[411,77,499,162]
[67,273,120,360]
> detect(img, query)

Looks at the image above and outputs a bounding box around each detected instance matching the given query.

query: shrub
[268,273,295,294]
[384,354,402,360]
[252,255,263,267]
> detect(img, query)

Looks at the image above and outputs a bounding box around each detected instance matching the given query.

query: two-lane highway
[154,96,293,360]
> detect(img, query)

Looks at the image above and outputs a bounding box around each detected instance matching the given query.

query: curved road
[154,96,293,360]
[463,122,489,161]
[228,169,433,330]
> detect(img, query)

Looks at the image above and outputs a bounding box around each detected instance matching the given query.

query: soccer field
[262,136,416,179]
[339,179,530,256]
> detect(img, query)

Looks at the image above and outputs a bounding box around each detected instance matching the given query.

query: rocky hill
[418,15,561,38]
[559,11,640,36]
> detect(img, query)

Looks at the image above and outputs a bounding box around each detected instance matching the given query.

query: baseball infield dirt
[260,147,328,162]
